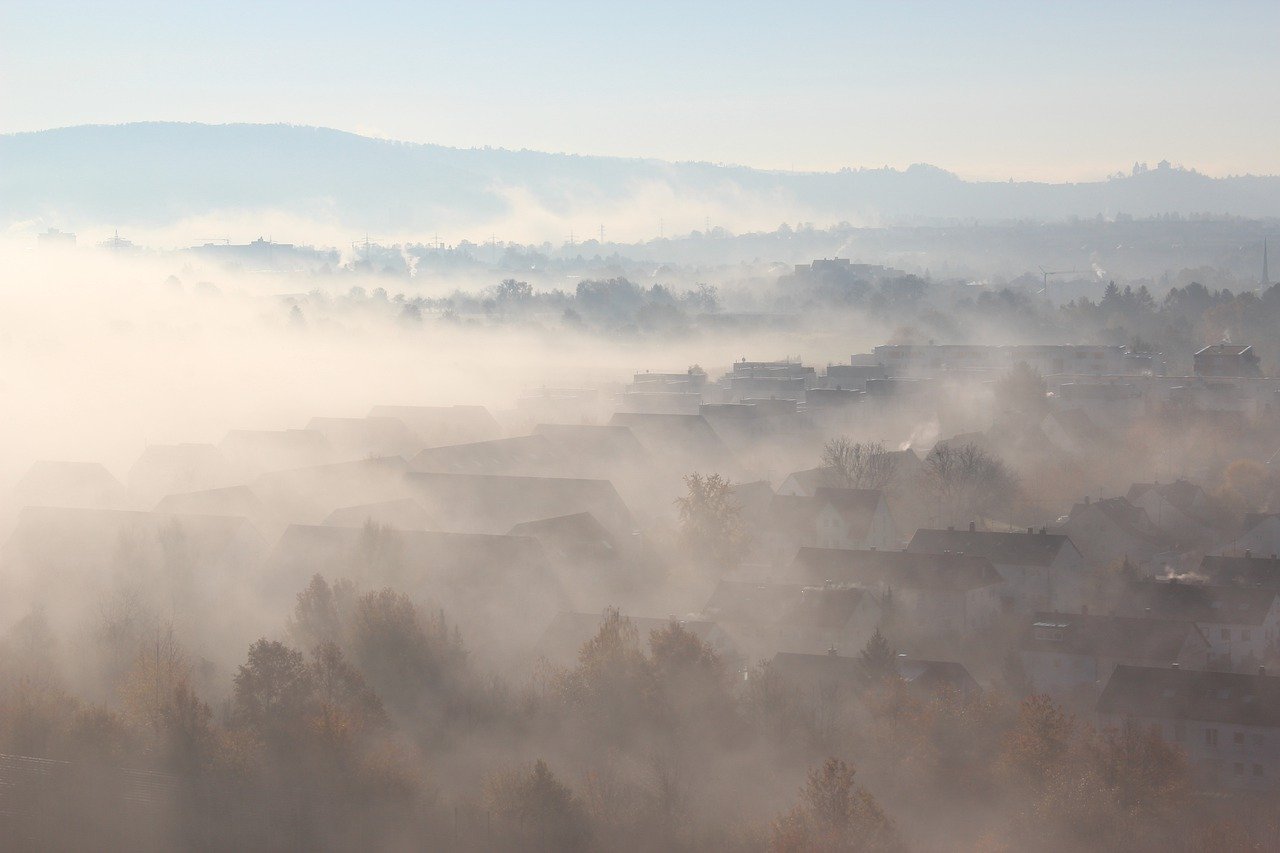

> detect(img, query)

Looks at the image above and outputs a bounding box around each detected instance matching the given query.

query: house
[1196,553,1280,589]
[760,488,899,566]
[700,580,881,659]
[531,423,652,478]
[1055,496,1167,568]
[366,404,503,447]
[153,485,278,537]
[126,443,237,505]
[508,512,621,566]
[607,412,740,477]
[1020,612,1210,700]
[769,651,981,703]
[219,428,331,475]
[304,416,423,461]
[790,547,1004,635]
[251,457,412,524]
[409,434,572,478]
[267,525,565,656]
[403,472,634,537]
[1194,344,1262,378]
[907,527,1087,613]
[321,498,437,531]
[1096,665,1280,789]
[1114,580,1280,669]
[11,460,130,510]
[0,507,267,654]
[777,450,924,498]
[1126,480,1218,544]
[1212,514,1280,558]
[1040,409,1106,456]
[535,611,737,669]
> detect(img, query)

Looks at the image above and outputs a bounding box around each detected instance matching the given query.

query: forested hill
[4,122,1280,234]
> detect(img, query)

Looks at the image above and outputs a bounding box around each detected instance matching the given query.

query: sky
[2,0,1278,182]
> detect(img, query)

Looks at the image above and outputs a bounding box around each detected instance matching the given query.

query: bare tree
[822,438,899,490]
[924,442,1017,526]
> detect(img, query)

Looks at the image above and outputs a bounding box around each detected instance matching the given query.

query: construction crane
[1039,266,1078,304]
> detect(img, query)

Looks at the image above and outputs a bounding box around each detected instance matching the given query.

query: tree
[675,473,747,570]
[771,758,898,852]
[287,574,343,652]
[821,438,899,490]
[994,362,1048,419]
[119,624,190,732]
[924,442,1018,526]
[857,628,898,684]
[485,759,591,851]
[309,640,386,742]
[232,639,314,740]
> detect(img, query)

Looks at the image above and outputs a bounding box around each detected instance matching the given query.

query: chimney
[1171,662,1179,669]
[1027,527,1034,535]
[947,525,955,531]
[1246,550,1253,560]
[1084,495,1090,505]
[1260,666,1268,677]
[969,521,976,532]
[1082,604,1089,615]
[827,646,838,656]
[1040,527,1047,535]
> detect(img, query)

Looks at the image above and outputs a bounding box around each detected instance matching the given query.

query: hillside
[4,123,1280,236]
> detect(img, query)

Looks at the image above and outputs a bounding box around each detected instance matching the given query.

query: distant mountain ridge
[3,122,1280,237]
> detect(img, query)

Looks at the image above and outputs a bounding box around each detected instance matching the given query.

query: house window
[1221,628,1230,640]
[1206,728,1219,746]
[1254,764,1265,777]
[1235,732,1246,746]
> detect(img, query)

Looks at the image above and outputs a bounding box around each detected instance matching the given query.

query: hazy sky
[2,0,1277,181]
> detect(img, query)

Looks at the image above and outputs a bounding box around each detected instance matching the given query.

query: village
[6,314,1279,812]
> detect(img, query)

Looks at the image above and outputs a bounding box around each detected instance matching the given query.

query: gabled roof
[532,423,651,467]
[703,580,804,624]
[907,528,1078,567]
[127,443,235,500]
[1195,344,1254,357]
[1042,408,1105,446]
[813,488,886,539]
[1198,554,1280,590]
[702,581,869,629]
[769,651,978,694]
[507,512,618,561]
[367,404,502,446]
[1064,497,1165,547]
[606,412,737,467]
[779,586,870,628]
[154,485,267,519]
[403,471,633,535]
[322,498,437,531]
[305,416,422,460]
[792,547,1003,592]
[12,460,129,509]
[1115,580,1278,625]
[410,434,571,477]
[1126,480,1208,514]
[251,457,412,523]
[2,506,265,576]
[1097,665,1280,728]
[219,428,331,473]
[1021,611,1207,662]
[766,489,886,541]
